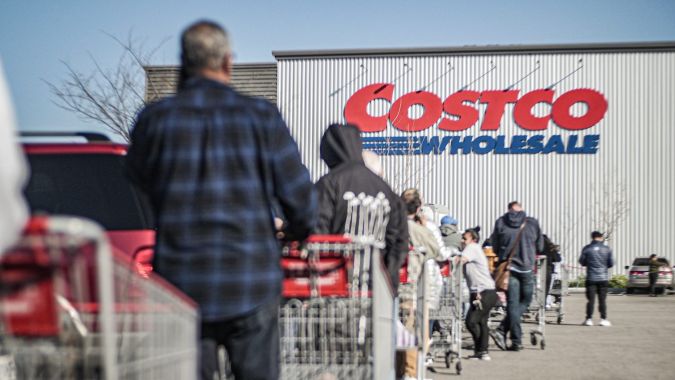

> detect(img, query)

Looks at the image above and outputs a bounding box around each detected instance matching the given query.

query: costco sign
[344,83,608,155]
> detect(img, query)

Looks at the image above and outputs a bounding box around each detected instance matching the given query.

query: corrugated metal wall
[144,63,277,103]
[277,50,675,279]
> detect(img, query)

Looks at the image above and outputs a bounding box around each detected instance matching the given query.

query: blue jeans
[498,271,533,346]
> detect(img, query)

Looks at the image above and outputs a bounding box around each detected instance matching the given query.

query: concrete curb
[567,287,626,294]
[568,287,675,295]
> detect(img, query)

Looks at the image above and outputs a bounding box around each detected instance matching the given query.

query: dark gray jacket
[490,211,544,272]
[579,240,614,282]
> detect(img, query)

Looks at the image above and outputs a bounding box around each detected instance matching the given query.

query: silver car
[625,257,673,294]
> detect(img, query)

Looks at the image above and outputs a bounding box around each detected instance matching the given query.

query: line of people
[124,18,542,376]
[312,120,550,375]
[124,19,616,380]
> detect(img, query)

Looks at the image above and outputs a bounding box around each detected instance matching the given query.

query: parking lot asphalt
[426,292,675,380]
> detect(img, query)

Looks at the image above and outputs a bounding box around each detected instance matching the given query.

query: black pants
[466,289,497,354]
[585,280,608,319]
[200,298,280,380]
[544,265,555,302]
[649,272,659,295]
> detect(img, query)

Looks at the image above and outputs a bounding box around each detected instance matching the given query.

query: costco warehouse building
[145,42,675,279]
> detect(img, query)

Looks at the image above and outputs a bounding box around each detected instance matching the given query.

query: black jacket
[579,240,614,282]
[490,211,544,272]
[315,124,409,290]
[543,235,562,268]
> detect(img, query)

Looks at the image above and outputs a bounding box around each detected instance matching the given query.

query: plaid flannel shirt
[126,77,316,320]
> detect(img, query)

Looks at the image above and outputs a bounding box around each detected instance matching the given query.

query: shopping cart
[0,216,198,380]
[547,262,568,324]
[428,260,463,374]
[280,193,396,380]
[527,255,547,350]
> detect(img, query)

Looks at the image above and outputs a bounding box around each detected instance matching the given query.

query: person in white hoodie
[0,58,29,255]
[420,206,453,260]
[418,206,450,366]
[419,206,451,307]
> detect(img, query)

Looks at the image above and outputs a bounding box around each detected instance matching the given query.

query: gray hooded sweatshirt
[440,224,462,252]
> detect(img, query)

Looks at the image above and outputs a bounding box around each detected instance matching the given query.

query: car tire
[626,288,634,295]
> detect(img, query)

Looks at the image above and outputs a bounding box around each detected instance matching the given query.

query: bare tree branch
[44,30,168,142]
[589,171,631,243]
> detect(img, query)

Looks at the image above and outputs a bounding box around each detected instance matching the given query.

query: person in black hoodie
[315,123,409,291]
[490,201,543,351]
[542,234,562,305]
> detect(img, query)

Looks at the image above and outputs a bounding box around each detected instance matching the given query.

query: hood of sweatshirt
[440,224,459,236]
[320,123,363,169]
[503,210,526,228]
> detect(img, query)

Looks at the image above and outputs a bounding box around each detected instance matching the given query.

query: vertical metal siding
[278,51,675,279]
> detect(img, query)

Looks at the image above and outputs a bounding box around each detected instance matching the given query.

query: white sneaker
[583,319,593,326]
[468,352,492,361]
[599,319,611,327]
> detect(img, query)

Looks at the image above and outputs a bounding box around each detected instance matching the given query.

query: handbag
[493,222,527,292]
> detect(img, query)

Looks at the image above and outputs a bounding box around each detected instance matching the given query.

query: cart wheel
[530,333,537,346]
[557,315,563,324]
[541,340,546,350]
[456,361,462,375]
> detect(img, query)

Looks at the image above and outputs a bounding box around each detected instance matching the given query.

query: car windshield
[24,153,153,231]
[633,258,650,266]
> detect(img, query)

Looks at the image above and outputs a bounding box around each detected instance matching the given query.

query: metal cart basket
[0,216,198,380]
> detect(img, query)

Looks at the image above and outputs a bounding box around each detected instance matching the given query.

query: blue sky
[1,0,674,140]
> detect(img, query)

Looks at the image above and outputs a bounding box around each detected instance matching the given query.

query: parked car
[21,132,155,270]
[625,256,673,294]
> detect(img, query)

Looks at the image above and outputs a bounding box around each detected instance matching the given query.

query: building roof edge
[273,41,675,59]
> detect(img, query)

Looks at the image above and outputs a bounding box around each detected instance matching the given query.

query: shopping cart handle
[23,216,49,235]
[304,235,352,244]
[132,245,154,261]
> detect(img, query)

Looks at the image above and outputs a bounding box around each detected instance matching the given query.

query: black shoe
[490,330,507,351]
[507,344,522,352]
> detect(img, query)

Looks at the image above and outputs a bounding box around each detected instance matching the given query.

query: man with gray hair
[127,20,316,380]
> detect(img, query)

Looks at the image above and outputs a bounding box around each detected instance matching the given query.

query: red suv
[21,132,155,266]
